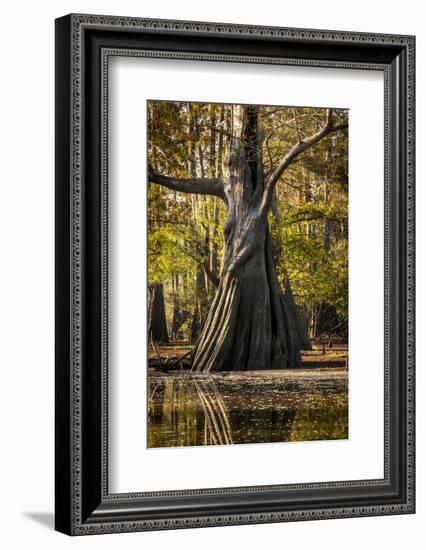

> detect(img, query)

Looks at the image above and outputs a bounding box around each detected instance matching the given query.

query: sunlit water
[148,369,348,448]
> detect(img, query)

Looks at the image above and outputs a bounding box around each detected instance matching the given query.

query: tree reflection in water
[148,371,348,448]
[148,375,232,447]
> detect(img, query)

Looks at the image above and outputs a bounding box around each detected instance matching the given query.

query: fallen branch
[168,349,192,370]
[150,335,169,373]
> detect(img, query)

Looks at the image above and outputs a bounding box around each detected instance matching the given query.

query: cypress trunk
[191,105,302,372]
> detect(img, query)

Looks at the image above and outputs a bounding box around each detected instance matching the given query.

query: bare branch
[147,141,184,175]
[148,166,226,201]
[174,239,220,289]
[203,263,220,288]
[292,108,302,143]
[260,110,348,213]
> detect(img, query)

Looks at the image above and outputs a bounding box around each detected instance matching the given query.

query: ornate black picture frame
[55,14,415,535]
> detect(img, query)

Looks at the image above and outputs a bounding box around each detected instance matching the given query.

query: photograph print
[147,100,349,449]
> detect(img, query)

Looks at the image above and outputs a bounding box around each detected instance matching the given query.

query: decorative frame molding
[55,14,415,535]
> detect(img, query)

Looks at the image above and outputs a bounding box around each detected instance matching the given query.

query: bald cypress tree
[149,106,347,372]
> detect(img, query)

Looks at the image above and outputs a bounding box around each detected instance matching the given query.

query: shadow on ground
[24,512,54,530]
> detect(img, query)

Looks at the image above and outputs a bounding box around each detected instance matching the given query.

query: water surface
[148,369,348,448]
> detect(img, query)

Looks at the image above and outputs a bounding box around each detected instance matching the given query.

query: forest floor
[148,342,348,371]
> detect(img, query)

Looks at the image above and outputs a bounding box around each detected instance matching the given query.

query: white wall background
[0,0,422,548]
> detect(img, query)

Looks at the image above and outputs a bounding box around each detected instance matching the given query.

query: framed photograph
[55,14,415,535]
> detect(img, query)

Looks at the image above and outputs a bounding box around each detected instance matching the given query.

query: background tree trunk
[148,283,169,343]
[190,268,208,342]
[283,275,312,351]
[171,274,185,340]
